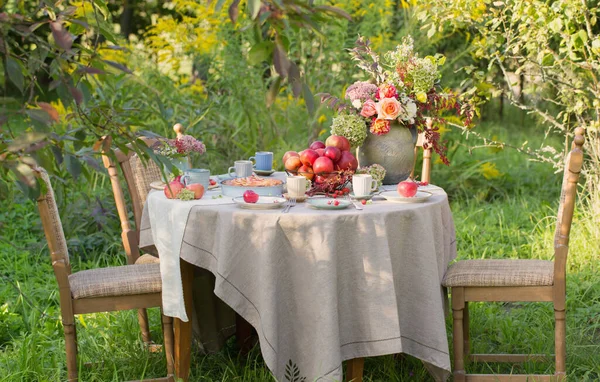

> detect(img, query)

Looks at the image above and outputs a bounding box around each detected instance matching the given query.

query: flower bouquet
[319,36,473,166]
[156,134,206,173]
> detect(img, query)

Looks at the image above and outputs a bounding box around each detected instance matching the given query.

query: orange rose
[370,119,391,135]
[376,97,403,120]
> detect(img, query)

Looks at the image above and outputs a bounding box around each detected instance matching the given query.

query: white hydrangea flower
[352,99,362,109]
[405,100,417,119]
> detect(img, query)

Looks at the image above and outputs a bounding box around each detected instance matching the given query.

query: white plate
[232,196,286,209]
[379,190,432,203]
[306,198,351,210]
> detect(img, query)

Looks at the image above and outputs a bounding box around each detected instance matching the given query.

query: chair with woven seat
[442,127,586,381]
[101,135,165,346]
[35,168,174,381]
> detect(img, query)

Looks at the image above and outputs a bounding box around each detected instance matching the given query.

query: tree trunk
[119,0,136,38]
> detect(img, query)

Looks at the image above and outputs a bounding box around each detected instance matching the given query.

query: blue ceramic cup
[180,168,210,190]
[249,151,273,171]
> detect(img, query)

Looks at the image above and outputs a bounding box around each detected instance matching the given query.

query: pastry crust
[223,175,283,187]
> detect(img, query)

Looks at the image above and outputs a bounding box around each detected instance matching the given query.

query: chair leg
[463,302,470,358]
[63,319,78,381]
[138,308,152,345]
[451,288,466,382]
[162,312,175,376]
[345,358,364,382]
[555,309,566,380]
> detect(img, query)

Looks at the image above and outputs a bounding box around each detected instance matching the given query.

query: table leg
[345,358,364,382]
[174,258,194,381]
[236,313,256,355]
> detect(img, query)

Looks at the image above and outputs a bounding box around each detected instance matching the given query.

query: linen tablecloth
[140,183,456,382]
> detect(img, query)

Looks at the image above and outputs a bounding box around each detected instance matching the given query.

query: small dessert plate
[232,196,286,210]
[349,192,374,201]
[379,190,433,203]
[307,198,351,210]
[150,181,166,191]
[254,169,275,176]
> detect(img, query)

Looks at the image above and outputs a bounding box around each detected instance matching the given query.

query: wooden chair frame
[448,127,585,382]
[101,135,163,345]
[409,131,432,184]
[35,168,174,382]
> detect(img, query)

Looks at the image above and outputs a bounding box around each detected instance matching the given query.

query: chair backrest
[553,127,585,300]
[102,136,163,264]
[35,168,72,295]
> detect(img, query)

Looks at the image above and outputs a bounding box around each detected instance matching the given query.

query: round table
[140,176,456,382]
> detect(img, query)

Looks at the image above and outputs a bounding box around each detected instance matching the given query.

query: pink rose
[360,99,377,117]
[376,97,403,120]
[370,118,391,135]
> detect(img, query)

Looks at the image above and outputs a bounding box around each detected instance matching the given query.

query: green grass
[1,117,599,381]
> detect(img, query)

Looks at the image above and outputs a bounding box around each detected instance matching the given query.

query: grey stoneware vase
[356,125,417,185]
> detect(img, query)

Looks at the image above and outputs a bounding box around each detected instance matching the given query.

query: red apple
[397,180,418,197]
[299,149,320,167]
[336,151,358,171]
[313,156,334,175]
[325,135,350,152]
[298,165,314,181]
[324,146,341,162]
[309,141,326,150]
[316,148,326,157]
[186,184,205,199]
[243,190,259,203]
[285,156,303,173]
[282,151,299,165]
[164,181,184,199]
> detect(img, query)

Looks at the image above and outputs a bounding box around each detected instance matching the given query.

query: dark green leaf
[6,57,24,93]
[302,82,315,116]
[102,59,133,74]
[69,86,83,105]
[51,145,64,165]
[248,41,274,65]
[289,62,301,97]
[215,0,228,12]
[64,154,82,179]
[26,109,52,125]
[314,5,352,21]
[266,76,282,107]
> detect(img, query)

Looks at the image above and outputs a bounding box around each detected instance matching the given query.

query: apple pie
[223,175,283,187]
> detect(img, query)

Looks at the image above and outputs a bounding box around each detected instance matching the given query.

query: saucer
[306,198,351,210]
[254,169,275,176]
[349,192,374,201]
[283,193,307,202]
[150,181,166,191]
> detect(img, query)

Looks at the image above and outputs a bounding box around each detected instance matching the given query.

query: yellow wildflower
[317,114,327,124]
[480,162,503,180]
[416,92,427,103]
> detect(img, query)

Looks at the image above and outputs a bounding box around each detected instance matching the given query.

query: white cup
[352,174,378,196]
[287,176,310,197]
[228,160,253,178]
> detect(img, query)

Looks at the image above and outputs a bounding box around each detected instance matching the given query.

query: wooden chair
[101,135,165,346]
[34,167,174,382]
[442,127,586,381]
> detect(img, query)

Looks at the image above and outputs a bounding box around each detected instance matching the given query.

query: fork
[347,195,363,210]
[284,197,296,213]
